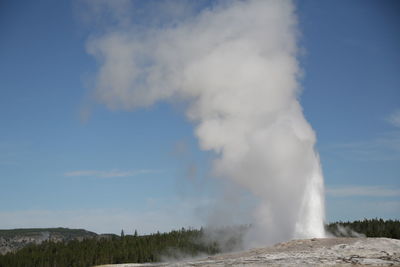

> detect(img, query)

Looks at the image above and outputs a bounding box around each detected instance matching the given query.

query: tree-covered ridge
[326,218,400,239]
[0,227,229,267]
[0,228,97,239]
[0,227,101,256]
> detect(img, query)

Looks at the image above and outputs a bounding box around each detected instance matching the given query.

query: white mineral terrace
[95,237,400,267]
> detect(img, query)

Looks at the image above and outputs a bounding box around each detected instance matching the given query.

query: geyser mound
[87,0,326,246]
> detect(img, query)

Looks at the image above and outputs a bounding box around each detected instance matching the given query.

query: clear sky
[0,0,399,234]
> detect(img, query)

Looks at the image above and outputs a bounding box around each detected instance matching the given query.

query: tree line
[326,218,400,239]
[0,227,231,267]
[0,219,398,267]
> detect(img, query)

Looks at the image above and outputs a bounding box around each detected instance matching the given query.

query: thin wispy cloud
[327,185,400,198]
[386,109,400,128]
[64,169,160,178]
[322,110,400,161]
[326,131,400,161]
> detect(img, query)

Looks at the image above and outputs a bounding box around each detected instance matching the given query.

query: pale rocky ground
[96,237,400,267]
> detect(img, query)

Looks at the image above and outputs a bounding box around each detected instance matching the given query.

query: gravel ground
[95,237,400,266]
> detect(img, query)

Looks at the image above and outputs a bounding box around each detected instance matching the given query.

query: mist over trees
[0,226,244,267]
[326,219,400,239]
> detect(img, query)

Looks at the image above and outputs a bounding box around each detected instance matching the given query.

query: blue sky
[0,0,399,234]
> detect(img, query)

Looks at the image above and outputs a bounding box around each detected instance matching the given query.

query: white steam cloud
[85,0,325,246]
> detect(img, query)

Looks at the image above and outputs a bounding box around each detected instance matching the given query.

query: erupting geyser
[87,0,326,246]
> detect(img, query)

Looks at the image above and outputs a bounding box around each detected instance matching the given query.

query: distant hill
[0,228,98,255]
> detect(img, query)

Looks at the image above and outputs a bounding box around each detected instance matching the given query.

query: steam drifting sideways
[87,0,326,246]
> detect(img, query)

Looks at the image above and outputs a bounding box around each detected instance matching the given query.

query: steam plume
[86,0,326,246]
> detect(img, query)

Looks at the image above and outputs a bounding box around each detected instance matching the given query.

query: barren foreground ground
[96,238,400,266]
